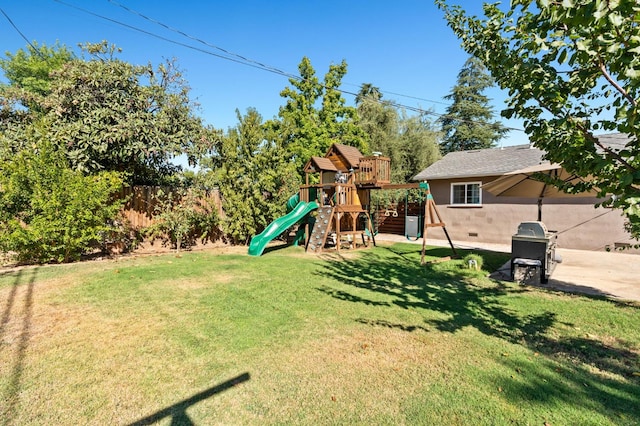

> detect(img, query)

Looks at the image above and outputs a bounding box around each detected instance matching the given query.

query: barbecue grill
[511,221,561,284]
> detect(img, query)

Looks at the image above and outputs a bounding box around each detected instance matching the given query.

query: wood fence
[375,201,422,235]
[117,186,222,228]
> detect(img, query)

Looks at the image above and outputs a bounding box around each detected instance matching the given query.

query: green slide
[248,200,319,256]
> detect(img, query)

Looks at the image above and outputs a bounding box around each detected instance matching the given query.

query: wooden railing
[355,156,391,186]
[299,183,359,208]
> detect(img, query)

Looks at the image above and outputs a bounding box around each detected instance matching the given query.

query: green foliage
[267,57,369,176]
[397,113,442,182]
[439,56,508,153]
[0,142,124,263]
[0,41,74,99]
[0,43,74,151]
[356,86,441,183]
[1,41,212,185]
[462,253,484,270]
[204,108,299,244]
[436,0,640,239]
[145,187,220,252]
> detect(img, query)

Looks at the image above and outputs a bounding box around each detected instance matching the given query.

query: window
[450,182,482,206]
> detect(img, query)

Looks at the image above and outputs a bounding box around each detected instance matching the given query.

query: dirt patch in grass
[0,241,248,271]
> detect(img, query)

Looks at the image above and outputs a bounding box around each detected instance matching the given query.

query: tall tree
[356,85,441,183]
[267,57,368,177]
[355,83,382,104]
[397,113,442,183]
[0,42,74,150]
[1,41,210,185]
[439,56,507,153]
[206,108,298,244]
[0,41,74,99]
[436,0,640,239]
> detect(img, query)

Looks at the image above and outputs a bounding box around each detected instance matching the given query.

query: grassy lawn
[1,242,639,425]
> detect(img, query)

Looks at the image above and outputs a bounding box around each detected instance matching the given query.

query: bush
[462,253,484,271]
[144,188,220,252]
[0,144,125,263]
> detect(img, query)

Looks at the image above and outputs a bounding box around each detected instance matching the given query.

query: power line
[106,0,454,110]
[53,0,294,78]
[0,6,44,58]
[341,81,451,106]
[104,1,523,131]
[106,0,299,81]
[53,0,524,132]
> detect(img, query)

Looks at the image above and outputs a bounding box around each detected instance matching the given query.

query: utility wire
[55,0,525,132]
[340,81,451,106]
[106,0,456,110]
[53,0,294,78]
[106,0,299,81]
[0,6,44,58]
[104,1,525,131]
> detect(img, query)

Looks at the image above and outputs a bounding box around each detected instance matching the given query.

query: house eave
[413,172,504,181]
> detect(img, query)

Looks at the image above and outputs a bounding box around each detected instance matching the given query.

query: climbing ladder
[307,206,334,253]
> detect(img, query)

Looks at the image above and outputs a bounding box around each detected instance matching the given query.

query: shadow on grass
[128,372,250,426]
[315,244,640,418]
[262,241,294,255]
[0,267,38,426]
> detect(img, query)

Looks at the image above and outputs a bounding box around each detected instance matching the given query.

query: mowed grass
[0,242,639,425]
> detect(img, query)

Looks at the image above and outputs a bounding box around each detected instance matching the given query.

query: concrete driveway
[376,234,640,303]
[545,248,640,302]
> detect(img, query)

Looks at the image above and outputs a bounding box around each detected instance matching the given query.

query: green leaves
[439,57,508,153]
[267,57,369,178]
[437,0,640,239]
[204,108,299,244]
[0,142,124,263]
[2,42,209,185]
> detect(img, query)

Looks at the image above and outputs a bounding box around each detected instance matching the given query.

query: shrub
[144,188,220,252]
[462,253,484,271]
[0,144,125,263]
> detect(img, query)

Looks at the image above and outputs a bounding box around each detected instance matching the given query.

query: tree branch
[599,61,637,107]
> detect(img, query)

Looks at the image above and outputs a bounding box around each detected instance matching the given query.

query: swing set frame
[375,182,458,264]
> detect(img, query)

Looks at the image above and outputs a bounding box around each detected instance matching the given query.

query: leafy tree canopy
[1,41,212,185]
[439,56,508,153]
[356,84,441,183]
[0,41,74,99]
[202,108,298,243]
[436,0,640,239]
[267,57,369,177]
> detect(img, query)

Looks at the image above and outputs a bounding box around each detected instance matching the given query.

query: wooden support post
[419,182,457,264]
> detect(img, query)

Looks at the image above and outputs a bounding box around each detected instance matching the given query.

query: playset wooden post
[291,144,456,261]
[418,182,457,264]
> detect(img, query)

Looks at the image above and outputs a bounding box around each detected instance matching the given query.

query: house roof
[412,133,634,181]
[331,143,363,169]
[412,144,545,181]
[304,156,337,173]
[598,132,633,150]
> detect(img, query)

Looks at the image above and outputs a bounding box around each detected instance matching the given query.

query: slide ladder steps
[307,206,334,253]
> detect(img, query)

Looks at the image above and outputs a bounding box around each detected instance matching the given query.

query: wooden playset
[248,143,456,260]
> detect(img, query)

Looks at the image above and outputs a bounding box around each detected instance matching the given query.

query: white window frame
[450,181,482,206]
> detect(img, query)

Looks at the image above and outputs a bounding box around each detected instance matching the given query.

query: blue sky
[0,0,529,146]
